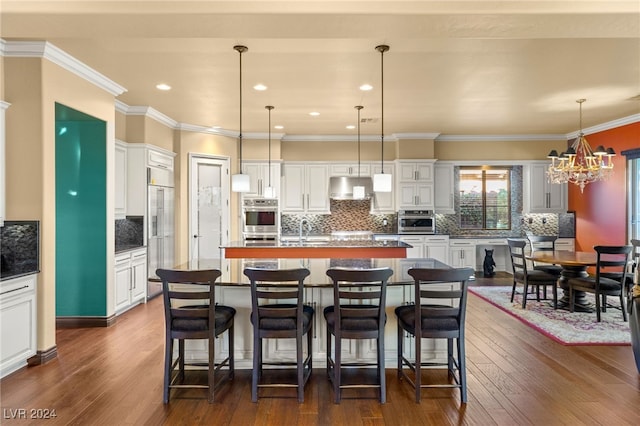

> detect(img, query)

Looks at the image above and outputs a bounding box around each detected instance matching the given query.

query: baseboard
[56,314,117,328]
[27,345,58,366]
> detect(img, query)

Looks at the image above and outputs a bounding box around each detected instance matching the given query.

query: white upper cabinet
[524,161,567,213]
[396,160,436,210]
[370,164,394,213]
[434,162,455,214]
[329,163,371,177]
[282,163,330,213]
[242,161,281,198]
[114,140,127,219]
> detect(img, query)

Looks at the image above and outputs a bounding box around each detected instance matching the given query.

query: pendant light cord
[376,45,389,174]
[266,105,274,187]
[356,105,363,177]
[234,45,248,174]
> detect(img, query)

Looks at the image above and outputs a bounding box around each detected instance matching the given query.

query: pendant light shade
[372,44,392,193]
[231,44,250,192]
[263,105,276,198]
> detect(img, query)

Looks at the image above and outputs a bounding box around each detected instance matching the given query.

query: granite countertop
[223,240,411,249]
[115,244,146,254]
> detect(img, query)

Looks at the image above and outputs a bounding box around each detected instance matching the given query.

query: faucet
[299,218,312,242]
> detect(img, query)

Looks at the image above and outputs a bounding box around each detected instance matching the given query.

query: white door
[189,155,229,261]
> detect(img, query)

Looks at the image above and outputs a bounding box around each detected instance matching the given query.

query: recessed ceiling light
[209,125,221,130]
[346,125,355,130]
[360,84,373,91]
[253,84,267,91]
[156,83,171,91]
[274,125,284,129]
[309,111,320,116]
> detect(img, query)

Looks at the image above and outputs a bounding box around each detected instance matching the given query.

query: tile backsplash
[1,220,40,280]
[115,216,144,251]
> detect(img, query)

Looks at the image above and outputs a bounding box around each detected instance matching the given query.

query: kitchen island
[221,239,411,259]
[166,256,454,369]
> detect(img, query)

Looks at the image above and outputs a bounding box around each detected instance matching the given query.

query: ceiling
[2,1,639,139]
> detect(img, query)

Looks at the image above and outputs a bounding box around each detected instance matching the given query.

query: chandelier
[546,99,615,193]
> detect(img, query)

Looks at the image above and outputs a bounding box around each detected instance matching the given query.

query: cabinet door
[399,236,424,258]
[243,163,265,197]
[416,184,434,208]
[282,164,305,212]
[306,165,330,213]
[434,164,455,214]
[415,163,434,181]
[114,257,132,312]
[0,277,37,377]
[131,251,147,302]
[330,163,370,177]
[370,164,394,213]
[527,163,567,213]
[398,184,418,209]
[115,143,127,218]
[424,237,449,264]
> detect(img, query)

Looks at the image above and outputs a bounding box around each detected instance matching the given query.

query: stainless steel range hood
[328,176,374,200]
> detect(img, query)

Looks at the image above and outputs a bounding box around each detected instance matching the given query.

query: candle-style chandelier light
[546,99,615,193]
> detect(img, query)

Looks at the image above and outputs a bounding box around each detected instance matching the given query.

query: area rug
[468,286,631,346]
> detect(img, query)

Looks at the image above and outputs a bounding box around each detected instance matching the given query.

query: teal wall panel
[55,103,107,316]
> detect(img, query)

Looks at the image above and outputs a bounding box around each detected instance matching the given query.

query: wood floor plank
[2,276,640,425]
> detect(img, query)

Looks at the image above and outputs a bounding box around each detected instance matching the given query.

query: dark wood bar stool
[396,267,473,403]
[156,269,235,404]
[243,267,314,402]
[324,267,393,404]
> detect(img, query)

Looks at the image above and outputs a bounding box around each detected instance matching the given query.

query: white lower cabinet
[398,235,449,264]
[114,248,147,314]
[1,274,37,378]
[449,240,477,270]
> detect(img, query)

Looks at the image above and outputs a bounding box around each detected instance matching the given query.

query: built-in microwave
[398,210,435,234]
[242,198,278,239]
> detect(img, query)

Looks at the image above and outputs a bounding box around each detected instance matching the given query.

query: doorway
[188,155,230,263]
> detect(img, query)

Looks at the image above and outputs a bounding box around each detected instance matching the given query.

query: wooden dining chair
[324,267,393,404]
[243,267,313,403]
[156,268,235,404]
[396,267,474,403]
[527,235,563,277]
[507,239,559,309]
[568,245,632,322]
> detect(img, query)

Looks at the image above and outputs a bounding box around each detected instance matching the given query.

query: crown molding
[281,134,392,142]
[392,133,441,140]
[176,122,238,138]
[3,41,127,96]
[436,134,566,142]
[566,113,640,139]
[0,101,11,110]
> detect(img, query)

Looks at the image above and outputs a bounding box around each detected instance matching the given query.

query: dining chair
[527,235,563,277]
[324,267,393,404]
[156,268,235,404]
[568,245,632,322]
[507,238,558,309]
[395,267,474,403]
[243,267,313,403]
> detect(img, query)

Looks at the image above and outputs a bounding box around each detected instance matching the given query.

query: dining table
[527,250,597,312]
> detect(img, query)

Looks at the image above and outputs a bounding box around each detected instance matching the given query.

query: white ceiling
[2,1,639,139]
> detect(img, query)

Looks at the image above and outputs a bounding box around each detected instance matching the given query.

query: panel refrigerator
[147,167,175,299]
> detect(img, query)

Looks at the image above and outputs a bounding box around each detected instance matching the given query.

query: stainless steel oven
[242,198,278,239]
[398,210,435,234]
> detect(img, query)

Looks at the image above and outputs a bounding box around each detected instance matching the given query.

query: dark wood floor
[2,273,640,425]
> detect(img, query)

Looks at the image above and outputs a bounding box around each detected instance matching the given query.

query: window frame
[458,166,512,230]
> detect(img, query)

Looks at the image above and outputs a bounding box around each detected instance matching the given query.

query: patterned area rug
[468,286,631,346]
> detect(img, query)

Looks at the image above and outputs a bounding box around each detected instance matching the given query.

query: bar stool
[324,267,393,403]
[156,268,235,404]
[244,267,314,402]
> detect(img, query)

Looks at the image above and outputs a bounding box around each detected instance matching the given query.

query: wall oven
[398,210,435,234]
[242,198,279,240]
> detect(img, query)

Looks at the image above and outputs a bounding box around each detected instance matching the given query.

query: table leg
[555,265,594,312]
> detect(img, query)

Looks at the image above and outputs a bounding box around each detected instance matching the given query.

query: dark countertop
[170,257,450,286]
[115,244,146,254]
[223,240,411,249]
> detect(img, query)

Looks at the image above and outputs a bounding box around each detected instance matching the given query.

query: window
[459,167,511,230]
[625,151,640,240]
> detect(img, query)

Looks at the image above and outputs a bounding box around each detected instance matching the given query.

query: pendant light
[373,44,392,192]
[352,105,366,199]
[263,105,276,198]
[231,45,250,192]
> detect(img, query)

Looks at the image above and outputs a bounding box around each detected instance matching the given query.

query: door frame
[188,154,230,261]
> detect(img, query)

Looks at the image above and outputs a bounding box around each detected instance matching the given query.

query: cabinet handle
[302,194,305,208]
[306,194,309,208]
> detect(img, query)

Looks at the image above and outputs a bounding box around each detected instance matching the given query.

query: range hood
[328,176,374,200]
